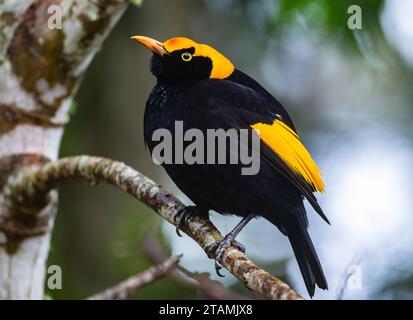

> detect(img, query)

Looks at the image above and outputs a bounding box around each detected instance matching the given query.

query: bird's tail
[285,208,328,297]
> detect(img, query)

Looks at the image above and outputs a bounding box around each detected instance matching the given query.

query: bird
[132,35,329,297]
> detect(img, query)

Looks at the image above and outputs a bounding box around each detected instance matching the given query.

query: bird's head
[131,35,235,84]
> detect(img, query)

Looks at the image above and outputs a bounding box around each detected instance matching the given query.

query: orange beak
[131,35,167,56]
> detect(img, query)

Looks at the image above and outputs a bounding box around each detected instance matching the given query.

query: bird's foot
[174,206,204,237]
[212,235,246,277]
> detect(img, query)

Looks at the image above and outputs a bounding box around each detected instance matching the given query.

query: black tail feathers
[286,210,328,297]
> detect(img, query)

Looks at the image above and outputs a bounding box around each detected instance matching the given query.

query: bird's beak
[131,35,167,56]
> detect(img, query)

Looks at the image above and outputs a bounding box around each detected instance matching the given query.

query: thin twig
[141,229,250,300]
[2,155,303,300]
[88,255,182,300]
[336,254,363,300]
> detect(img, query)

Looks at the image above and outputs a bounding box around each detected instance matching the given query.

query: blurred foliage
[45,0,413,300]
[275,0,383,38]
[130,0,144,7]
[69,100,78,116]
[207,0,386,55]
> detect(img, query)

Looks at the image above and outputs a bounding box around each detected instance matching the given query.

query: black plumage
[138,38,328,297]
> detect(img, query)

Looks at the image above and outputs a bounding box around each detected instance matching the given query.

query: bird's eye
[181,52,192,62]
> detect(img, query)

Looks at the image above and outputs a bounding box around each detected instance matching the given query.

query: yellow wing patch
[251,120,325,192]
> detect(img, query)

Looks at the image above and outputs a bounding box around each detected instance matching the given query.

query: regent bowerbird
[132,35,329,297]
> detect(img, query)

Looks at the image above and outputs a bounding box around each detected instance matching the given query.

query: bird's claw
[174,206,199,237]
[215,260,225,277]
[212,235,246,277]
[232,240,246,253]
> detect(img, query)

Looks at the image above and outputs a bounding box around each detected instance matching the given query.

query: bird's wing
[254,123,328,223]
[251,119,325,193]
[188,80,328,222]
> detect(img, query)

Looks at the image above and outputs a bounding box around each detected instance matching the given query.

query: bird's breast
[144,83,185,149]
[147,83,179,111]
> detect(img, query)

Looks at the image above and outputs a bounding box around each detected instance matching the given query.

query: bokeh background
[48,0,413,299]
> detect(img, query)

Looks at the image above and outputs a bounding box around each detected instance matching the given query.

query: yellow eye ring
[181,52,192,62]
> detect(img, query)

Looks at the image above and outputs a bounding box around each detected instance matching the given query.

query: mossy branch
[1,155,303,300]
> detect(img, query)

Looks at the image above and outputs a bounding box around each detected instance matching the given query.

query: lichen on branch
[2,155,303,300]
[0,0,131,300]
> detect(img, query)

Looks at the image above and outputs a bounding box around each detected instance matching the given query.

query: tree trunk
[0,0,128,299]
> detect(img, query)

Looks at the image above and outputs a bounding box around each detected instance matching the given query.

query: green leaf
[69,100,78,116]
[44,293,54,300]
[130,0,144,7]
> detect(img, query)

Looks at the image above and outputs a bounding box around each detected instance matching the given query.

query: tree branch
[2,155,303,300]
[88,255,182,300]
[141,229,250,300]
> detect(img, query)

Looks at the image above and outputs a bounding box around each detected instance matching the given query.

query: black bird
[132,35,329,297]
